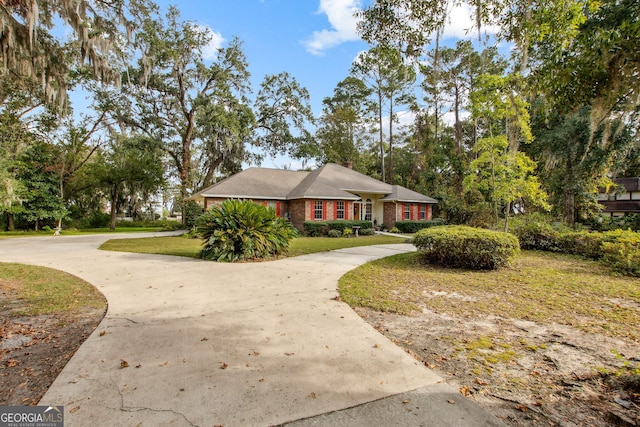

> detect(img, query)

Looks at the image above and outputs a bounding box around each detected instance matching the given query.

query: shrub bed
[395,219,445,233]
[414,225,520,270]
[303,220,373,236]
[510,216,640,276]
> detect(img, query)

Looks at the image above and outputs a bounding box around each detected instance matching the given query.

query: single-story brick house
[191,163,438,231]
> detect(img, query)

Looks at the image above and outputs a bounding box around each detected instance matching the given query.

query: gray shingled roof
[381,185,439,203]
[192,168,308,200]
[193,163,437,203]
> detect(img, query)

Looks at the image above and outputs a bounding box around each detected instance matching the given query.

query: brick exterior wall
[382,202,433,229]
[205,197,434,232]
[383,202,398,229]
[289,199,307,231]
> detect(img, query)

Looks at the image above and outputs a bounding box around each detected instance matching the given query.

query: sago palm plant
[197,199,297,262]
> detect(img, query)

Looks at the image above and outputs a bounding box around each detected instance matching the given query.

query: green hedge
[510,217,640,276]
[303,220,373,236]
[414,225,520,270]
[113,219,184,230]
[602,232,640,276]
[395,219,445,233]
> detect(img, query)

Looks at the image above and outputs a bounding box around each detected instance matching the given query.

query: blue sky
[154,0,371,116]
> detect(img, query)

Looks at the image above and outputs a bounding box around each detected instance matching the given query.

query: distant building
[598,178,640,217]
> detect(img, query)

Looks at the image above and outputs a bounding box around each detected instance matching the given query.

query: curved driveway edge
[0,234,504,426]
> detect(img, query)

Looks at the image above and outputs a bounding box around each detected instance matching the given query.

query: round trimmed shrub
[197,199,298,262]
[414,225,520,270]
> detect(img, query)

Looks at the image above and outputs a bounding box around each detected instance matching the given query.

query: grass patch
[100,236,202,258]
[0,263,106,316]
[99,234,409,258]
[338,250,640,341]
[0,227,173,239]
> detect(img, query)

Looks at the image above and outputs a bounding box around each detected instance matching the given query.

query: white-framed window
[314,200,324,220]
[403,203,411,220]
[365,199,372,221]
[336,201,345,219]
[420,204,426,220]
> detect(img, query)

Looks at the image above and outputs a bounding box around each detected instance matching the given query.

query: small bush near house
[359,228,375,236]
[395,219,445,233]
[327,229,342,238]
[414,225,520,270]
[197,199,298,262]
[303,220,373,236]
[342,228,353,237]
[184,200,205,228]
[389,227,400,233]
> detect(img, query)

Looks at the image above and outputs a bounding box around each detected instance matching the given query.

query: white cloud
[194,24,226,60]
[304,0,362,56]
[439,2,500,40]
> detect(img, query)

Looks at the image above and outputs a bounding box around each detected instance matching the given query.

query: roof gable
[288,163,391,199]
[381,185,439,204]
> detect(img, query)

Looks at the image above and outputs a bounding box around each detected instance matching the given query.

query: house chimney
[344,161,353,169]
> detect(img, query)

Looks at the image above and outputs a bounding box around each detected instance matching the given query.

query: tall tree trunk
[5,212,15,231]
[563,158,576,227]
[564,188,576,227]
[454,84,462,154]
[388,98,394,184]
[378,89,385,183]
[109,184,119,231]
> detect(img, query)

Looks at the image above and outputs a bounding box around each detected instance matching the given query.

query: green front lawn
[99,234,410,258]
[0,263,106,316]
[0,227,177,239]
[338,250,640,341]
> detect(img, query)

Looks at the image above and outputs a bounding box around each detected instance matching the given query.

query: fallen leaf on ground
[220,363,228,369]
[460,386,472,396]
[120,359,129,368]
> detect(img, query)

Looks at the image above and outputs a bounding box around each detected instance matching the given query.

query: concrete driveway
[0,233,504,426]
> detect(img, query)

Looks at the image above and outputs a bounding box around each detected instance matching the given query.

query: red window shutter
[276,201,281,216]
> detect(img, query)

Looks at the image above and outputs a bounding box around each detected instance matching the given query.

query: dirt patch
[0,285,106,405]
[355,306,640,426]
